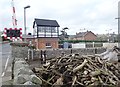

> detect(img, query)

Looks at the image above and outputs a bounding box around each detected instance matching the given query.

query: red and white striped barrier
[11,0,17,28]
[4,28,22,41]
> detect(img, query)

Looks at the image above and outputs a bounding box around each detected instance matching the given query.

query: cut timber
[31,53,120,86]
[53,77,63,85]
[73,59,87,73]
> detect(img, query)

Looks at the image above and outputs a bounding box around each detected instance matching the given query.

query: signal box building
[33,18,60,49]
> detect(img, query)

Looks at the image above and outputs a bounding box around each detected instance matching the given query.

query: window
[45,27,51,33]
[51,27,57,33]
[38,27,57,33]
[46,43,52,48]
[38,27,45,32]
[46,43,51,46]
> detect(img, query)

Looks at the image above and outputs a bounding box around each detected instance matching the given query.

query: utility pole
[115,1,120,48]
[24,5,30,42]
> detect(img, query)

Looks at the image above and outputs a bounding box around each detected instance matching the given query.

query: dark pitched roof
[77,32,87,37]
[34,18,60,27]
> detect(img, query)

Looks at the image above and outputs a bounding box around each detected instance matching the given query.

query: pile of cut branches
[32,54,120,86]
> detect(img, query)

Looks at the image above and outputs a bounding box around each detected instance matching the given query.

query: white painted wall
[103,43,118,49]
[72,43,86,48]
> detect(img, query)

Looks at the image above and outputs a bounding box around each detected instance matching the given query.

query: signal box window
[46,43,51,48]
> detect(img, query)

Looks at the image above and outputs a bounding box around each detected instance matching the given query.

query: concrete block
[16,67,33,75]
[30,75,42,85]
[14,74,29,84]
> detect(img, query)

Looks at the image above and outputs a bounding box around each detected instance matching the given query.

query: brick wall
[37,38,58,49]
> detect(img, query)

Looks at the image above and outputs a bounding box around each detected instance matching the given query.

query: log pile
[32,54,120,86]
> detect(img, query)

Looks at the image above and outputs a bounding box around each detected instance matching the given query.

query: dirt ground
[27,59,42,69]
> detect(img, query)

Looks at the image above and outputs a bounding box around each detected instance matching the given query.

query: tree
[59,27,69,40]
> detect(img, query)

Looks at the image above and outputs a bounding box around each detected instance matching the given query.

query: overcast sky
[0,0,119,35]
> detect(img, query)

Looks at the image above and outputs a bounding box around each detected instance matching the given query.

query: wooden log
[32,53,120,86]
[90,70,101,76]
[53,77,63,85]
[47,75,55,83]
[76,80,84,86]
[109,78,116,85]
[108,69,119,81]
[98,76,103,84]
[97,57,103,64]
[38,76,53,85]
[72,76,77,86]
[73,59,87,73]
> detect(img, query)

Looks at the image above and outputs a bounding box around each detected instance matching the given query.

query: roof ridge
[35,18,56,21]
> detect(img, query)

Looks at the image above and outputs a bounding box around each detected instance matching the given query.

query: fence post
[28,49,30,60]
[43,50,46,64]
[40,50,43,64]
[31,49,34,60]
[93,42,95,48]
[11,57,15,79]
[94,48,97,54]
[71,49,72,54]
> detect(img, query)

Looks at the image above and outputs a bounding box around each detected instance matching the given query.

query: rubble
[32,54,120,86]
[98,46,120,62]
